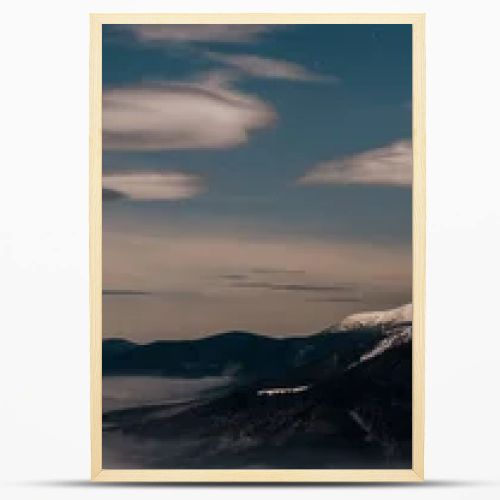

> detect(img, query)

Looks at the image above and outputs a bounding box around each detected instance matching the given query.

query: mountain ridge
[103,304,412,380]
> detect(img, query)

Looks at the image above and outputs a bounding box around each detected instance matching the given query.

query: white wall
[1,0,499,498]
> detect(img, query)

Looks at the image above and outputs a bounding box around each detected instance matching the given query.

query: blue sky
[102,24,413,340]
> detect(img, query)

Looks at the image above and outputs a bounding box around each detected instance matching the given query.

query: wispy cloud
[250,268,306,275]
[230,281,355,293]
[218,269,356,295]
[305,296,362,303]
[102,171,205,201]
[217,273,247,280]
[103,289,204,300]
[103,289,152,296]
[298,140,413,187]
[127,24,274,44]
[103,78,276,151]
[205,51,336,82]
[217,268,306,282]
[223,277,362,303]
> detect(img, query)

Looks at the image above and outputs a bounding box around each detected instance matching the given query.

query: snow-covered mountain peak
[338,303,412,332]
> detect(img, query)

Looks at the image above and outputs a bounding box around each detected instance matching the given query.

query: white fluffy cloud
[129,24,273,43]
[102,171,205,201]
[103,80,276,151]
[298,140,413,187]
[205,52,335,82]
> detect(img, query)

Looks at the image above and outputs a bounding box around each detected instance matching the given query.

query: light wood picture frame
[90,13,425,483]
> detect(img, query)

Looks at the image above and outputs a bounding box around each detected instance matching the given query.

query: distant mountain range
[103,304,412,380]
[103,304,413,468]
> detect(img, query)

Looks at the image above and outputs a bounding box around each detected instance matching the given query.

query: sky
[102,24,413,341]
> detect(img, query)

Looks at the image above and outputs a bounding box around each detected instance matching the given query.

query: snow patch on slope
[257,385,310,397]
[349,325,412,369]
[339,303,412,333]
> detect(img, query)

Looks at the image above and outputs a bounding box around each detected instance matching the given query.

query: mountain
[102,338,136,357]
[103,328,381,380]
[103,304,413,469]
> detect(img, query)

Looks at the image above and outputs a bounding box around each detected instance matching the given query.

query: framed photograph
[90,13,425,482]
